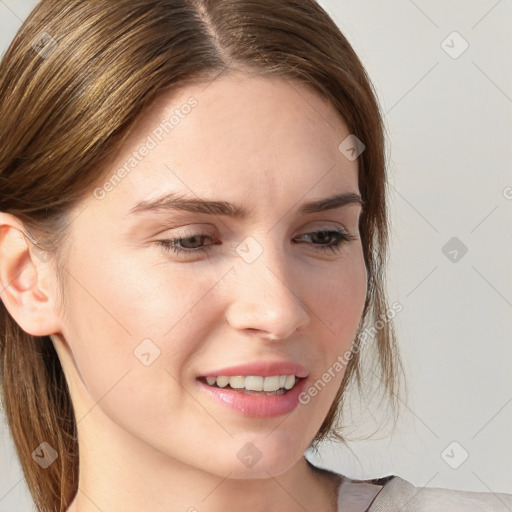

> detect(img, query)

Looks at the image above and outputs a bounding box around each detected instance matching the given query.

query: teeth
[203,375,297,392]
[284,375,295,390]
[216,376,229,388]
[263,376,281,391]
[245,376,263,391]
[229,376,245,389]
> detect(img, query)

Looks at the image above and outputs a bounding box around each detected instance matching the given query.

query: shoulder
[308,461,512,512]
[336,474,392,511]
[349,474,512,512]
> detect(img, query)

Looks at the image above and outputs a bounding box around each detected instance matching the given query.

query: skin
[0,70,370,512]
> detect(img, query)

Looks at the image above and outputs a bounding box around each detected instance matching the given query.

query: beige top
[336,473,512,512]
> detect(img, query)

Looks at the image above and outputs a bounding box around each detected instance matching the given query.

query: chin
[211,436,308,479]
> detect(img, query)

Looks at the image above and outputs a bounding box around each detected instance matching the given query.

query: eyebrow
[127,191,364,218]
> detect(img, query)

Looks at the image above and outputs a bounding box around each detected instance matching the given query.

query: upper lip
[199,361,309,379]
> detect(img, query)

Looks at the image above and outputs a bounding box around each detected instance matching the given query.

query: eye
[155,228,357,257]
[292,228,357,254]
[155,233,218,256]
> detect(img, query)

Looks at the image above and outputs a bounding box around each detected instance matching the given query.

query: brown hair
[0,1,404,510]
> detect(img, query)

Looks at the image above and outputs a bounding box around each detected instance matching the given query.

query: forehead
[88,71,359,218]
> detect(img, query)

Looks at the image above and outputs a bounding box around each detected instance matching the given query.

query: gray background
[0,0,511,510]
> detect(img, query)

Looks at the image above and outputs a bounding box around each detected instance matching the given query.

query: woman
[0,1,510,511]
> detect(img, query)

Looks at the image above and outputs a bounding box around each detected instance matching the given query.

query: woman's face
[51,71,367,478]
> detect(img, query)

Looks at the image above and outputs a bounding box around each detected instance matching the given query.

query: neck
[65,408,341,512]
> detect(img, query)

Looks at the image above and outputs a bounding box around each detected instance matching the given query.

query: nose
[224,238,310,341]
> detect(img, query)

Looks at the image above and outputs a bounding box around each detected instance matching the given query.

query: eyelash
[155,228,357,257]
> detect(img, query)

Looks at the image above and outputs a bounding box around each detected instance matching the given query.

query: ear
[0,212,61,337]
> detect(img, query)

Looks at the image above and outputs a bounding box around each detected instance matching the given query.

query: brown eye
[156,233,218,255]
[293,229,357,254]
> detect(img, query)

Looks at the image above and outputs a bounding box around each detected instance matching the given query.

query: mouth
[196,374,308,418]
[197,375,304,396]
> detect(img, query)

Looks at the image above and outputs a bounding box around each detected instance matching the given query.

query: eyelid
[159,219,352,236]
[155,223,216,236]
[295,219,352,233]
[155,223,358,259]
[155,219,356,241]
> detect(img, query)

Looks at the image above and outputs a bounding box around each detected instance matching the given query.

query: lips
[196,375,308,418]
[198,361,309,379]
[195,360,309,418]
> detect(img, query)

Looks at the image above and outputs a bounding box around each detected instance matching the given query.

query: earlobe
[0,212,61,337]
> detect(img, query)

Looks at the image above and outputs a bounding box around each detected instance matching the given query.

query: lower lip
[196,378,307,418]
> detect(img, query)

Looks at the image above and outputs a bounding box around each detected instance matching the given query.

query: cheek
[60,250,224,394]
[297,265,366,412]
[58,257,233,459]
[301,250,367,400]
[308,250,367,340]
[59,269,206,443]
